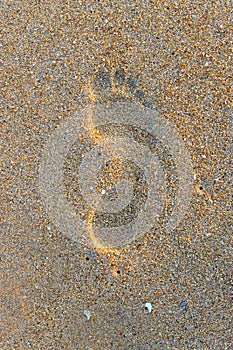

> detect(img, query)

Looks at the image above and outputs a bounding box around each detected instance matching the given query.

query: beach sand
[1,1,232,349]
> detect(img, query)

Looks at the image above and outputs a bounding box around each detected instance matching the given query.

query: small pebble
[180,301,187,308]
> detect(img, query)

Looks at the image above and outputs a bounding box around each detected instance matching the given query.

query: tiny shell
[145,302,153,313]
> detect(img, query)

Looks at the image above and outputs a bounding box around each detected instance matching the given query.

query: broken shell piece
[145,302,153,313]
[84,309,91,320]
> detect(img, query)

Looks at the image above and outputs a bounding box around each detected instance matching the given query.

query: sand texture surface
[1,1,232,349]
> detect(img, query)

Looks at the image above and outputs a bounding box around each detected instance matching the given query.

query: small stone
[180,301,187,307]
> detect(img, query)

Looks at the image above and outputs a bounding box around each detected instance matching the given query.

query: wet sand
[1,1,232,349]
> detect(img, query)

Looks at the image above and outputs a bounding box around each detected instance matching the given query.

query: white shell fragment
[145,302,153,313]
[84,309,91,320]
